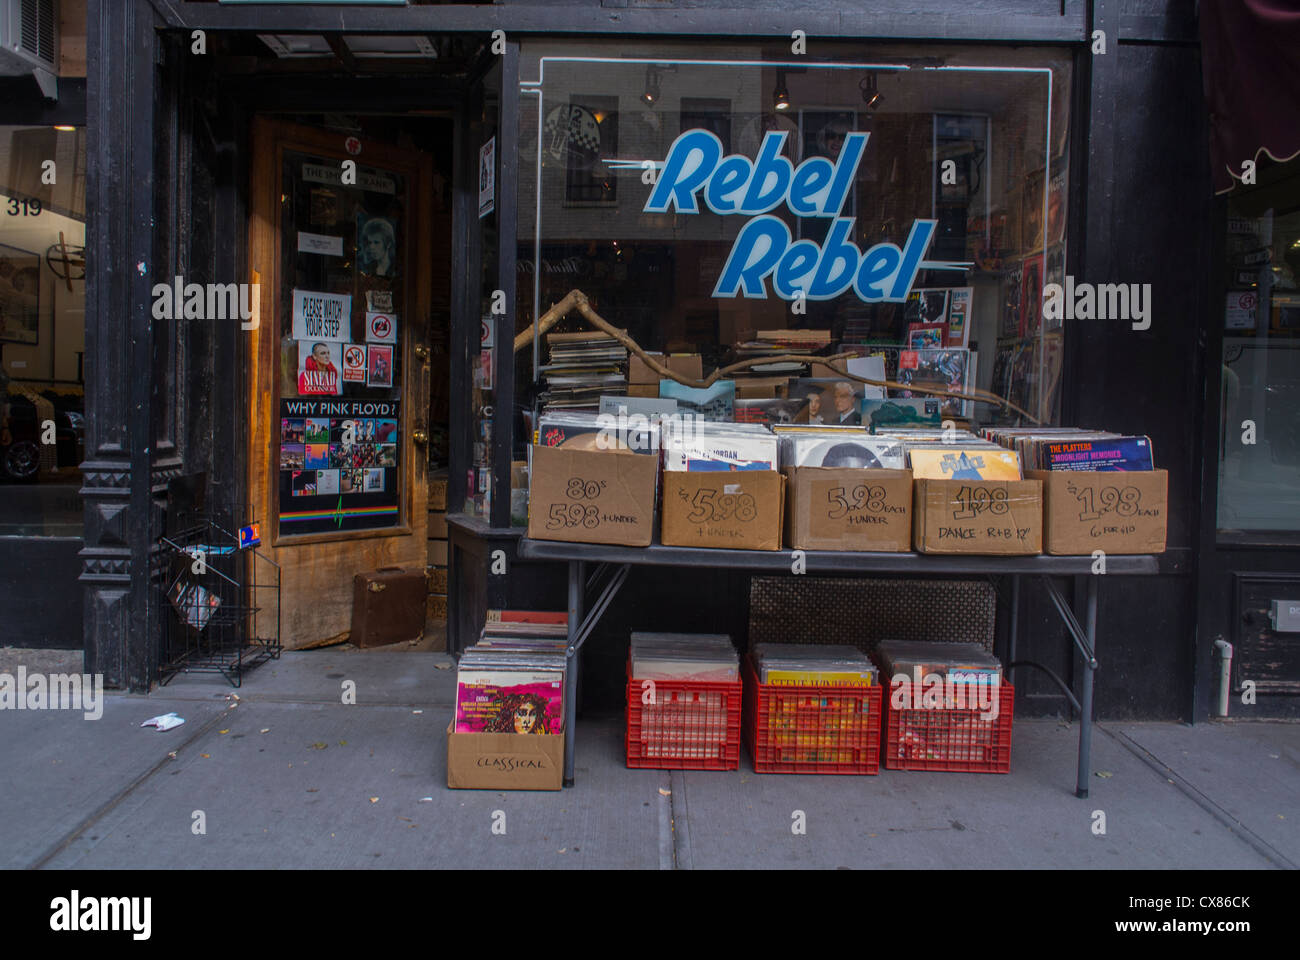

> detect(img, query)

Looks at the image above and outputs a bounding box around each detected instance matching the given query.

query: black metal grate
[747,576,996,655]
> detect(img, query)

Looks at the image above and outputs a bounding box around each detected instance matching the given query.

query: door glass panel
[1217,161,1300,533]
[0,125,86,537]
[276,151,406,537]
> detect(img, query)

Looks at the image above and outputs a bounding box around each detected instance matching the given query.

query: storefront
[36,1,1294,722]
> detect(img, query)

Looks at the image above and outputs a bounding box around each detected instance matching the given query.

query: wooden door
[248,117,433,648]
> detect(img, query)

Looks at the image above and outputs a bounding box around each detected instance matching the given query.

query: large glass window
[513,43,1070,503]
[0,125,86,537]
[1217,159,1300,533]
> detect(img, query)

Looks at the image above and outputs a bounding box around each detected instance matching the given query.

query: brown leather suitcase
[351,567,428,648]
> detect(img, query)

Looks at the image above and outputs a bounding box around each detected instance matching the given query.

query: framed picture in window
[0,244,40,345]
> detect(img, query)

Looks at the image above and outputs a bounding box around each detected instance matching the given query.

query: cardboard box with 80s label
[527,444,658,546]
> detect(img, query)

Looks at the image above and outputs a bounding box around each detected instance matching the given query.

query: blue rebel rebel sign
[642,128,953,303]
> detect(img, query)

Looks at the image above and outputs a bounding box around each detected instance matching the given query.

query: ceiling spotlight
[641,68,662,107]
[859,74,882,110]
[773,71,791,111]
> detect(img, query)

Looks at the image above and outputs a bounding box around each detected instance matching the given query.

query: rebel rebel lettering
[644,128,951,303]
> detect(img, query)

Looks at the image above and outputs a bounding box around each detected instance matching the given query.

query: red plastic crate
[882,681,1015,773]
[743,657,882,775]
[625,661,742,771]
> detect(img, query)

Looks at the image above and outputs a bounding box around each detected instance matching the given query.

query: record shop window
[0,125,86,537]
[505,43,1070,517]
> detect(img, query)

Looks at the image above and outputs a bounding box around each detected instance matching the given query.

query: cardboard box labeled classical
[446,722,564,790]
[1029,468,1167,555]
[661,470,785,551]
[913,478,1043,555]
[527,444,657,546]
[785,468,912,552]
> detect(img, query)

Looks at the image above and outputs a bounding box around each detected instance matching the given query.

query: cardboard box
[628,352,665,384]
[627,383,660,398]
[446,721,564,790]
[733,376,789,399]
[785,468,912,552]
[1029,469,1168,555]
[665,353,704,381]
[527,444,658,546]
[912,478,1043,555]
[661,470,785,551]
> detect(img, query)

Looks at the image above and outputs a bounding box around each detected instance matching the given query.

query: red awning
[1200,0,1300,194]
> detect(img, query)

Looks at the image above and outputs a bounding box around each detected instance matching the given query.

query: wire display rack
[157,514,281,687]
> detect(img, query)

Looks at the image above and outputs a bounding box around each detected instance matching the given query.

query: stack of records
[732,328,832,374]
[773,429,906,470]
[538,330,628,412]
[455,610,568,734]
[870,429,1021,481]
[980,426,1155,472]
[753,643,878,686]
[631,633,738,761]
[535,410,659,455]
[875,640,1003,687]
[630,632,738,682]
[662,420,778,472]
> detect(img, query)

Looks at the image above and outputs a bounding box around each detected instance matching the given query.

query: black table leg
[1076,574,1099,799]
[563,559,584,787]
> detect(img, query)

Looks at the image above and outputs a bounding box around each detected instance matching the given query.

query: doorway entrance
[247,114,452,649]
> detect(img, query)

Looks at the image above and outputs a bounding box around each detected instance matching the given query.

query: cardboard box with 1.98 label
[661,470,785,551]
[785,467,912,552]
[912,478,1043,554]
[527,444,658,546]
[1028,469,1167,555]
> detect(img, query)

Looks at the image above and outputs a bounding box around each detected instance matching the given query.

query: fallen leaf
[200,753,210,759]
[219,729,229,735]
[398,816,413,823]
[311,742,328,750]
[307,788,319,793]
[1279,815,1286,820]
[558,847,567,854]
[338,740,347,746]
[1095,771,1113,778]
[260,728,270,734]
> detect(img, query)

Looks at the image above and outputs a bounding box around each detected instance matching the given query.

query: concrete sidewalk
[1,648,1295,870]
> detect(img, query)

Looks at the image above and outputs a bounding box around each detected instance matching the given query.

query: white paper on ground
[141,712,185,731]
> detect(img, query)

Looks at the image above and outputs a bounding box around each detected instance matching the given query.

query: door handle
[412,426,429,445]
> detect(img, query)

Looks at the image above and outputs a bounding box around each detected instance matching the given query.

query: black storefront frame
[83,0,1222,724]
[0,78,89,649]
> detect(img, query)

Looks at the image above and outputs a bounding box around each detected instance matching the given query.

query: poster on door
[278,398,400,536]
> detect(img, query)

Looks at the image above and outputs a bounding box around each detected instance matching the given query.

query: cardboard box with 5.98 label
[912,478,1043,555]
[661,471,785,551]
[785,467,912,552]
[1028,469,1167,555]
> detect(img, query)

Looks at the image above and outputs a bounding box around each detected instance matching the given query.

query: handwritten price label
[683,487,758,524]
[546,502,600,529]
[565,477,607,501]
[951,485,1010,520]
[1072,484,1142,521]
[826,484,888,520]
